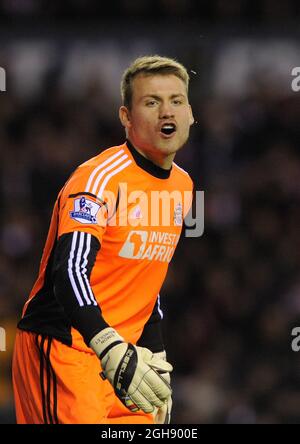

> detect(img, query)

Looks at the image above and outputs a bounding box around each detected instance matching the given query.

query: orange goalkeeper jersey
[18,141,193,352]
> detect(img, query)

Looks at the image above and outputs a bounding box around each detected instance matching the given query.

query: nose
[159,102,174,119]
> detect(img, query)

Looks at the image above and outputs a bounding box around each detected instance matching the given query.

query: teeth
[161,124,176,135]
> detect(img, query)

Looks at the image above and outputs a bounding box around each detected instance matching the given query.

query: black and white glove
[90,328,173,413]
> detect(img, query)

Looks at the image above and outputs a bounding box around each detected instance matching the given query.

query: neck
[126,139,172,179]
[127,140,175,170]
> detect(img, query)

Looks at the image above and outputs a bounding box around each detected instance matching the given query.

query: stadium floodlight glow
[0,67,6,92]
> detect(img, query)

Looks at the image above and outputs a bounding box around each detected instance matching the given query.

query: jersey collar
[125,139,172,179]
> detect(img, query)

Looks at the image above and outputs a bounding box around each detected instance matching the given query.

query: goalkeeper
[12,55,194,424]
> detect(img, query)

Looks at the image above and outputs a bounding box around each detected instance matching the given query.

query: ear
[119,106,132,130]
[188,105,195,126]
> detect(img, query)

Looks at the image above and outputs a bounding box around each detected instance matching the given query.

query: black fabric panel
[70,305,109,345]
[53,231,110,345]
[136,299,164,353]
[52,232,100,316]
[126,139,171,179]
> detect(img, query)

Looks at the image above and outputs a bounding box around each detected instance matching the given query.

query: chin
[159,139,185,154]
[156,144,178,155]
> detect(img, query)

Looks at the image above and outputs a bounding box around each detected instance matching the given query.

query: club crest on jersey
[70,196,100,224]
[174,202,183,226]
[130,205,143,220]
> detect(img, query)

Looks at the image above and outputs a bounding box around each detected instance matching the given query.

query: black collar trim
[126,139,172,179]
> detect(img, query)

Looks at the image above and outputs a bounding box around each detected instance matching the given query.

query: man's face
[119,73,194,159]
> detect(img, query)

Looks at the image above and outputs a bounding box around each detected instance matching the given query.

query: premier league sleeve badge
[70,196,101,224]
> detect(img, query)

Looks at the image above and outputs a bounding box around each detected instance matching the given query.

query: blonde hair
[121,55,190,109]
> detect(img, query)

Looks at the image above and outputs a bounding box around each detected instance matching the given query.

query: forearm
[137,297,165,353]
[52,231,109,345]
[52,231,172,414]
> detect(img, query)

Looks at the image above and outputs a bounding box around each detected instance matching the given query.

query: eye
[172,99,183,105]
[146,100,158,107]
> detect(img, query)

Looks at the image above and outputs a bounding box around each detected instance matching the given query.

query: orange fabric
[12,330,154,424]
[15,142,193,423]
[107,396,154,424]
[22,142,193,351]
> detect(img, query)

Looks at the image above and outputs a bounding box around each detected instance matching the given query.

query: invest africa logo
[118,230,180,263]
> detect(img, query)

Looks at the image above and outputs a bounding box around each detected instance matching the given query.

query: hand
[151,351,172,424]
[89,328,172,413]
[154,396,172,424]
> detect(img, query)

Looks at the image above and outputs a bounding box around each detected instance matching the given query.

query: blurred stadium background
[1,0,300,424]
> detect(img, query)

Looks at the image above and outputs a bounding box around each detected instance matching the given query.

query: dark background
[1,0,300,424]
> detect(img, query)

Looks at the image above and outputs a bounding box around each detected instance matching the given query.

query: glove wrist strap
[89,327,124,359]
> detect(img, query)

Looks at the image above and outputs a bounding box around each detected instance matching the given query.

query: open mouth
[160,123,176,135]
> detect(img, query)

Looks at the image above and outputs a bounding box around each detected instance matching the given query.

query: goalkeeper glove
[89,327,173,413]
[152,351,172,424]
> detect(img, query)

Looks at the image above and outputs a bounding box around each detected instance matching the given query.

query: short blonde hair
[121,55,190,109]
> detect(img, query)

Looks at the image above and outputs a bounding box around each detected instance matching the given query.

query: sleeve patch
[70,196,102,225]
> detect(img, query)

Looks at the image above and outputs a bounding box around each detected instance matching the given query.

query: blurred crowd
[0,0,300,24]
[166,86,300,423]
[1,44,300,424]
